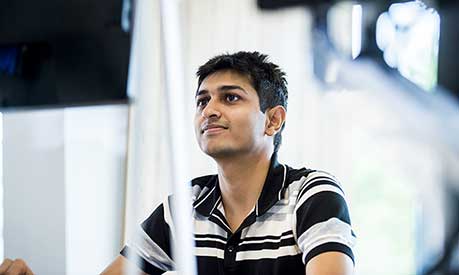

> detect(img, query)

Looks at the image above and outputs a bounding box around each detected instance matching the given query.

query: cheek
[235,111,266,137]
[252,111,267,133]
[256,121,267,138]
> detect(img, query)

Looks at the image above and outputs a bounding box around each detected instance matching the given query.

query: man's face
[194,70,268,159]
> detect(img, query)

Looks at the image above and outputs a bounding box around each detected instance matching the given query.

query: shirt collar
[192,176,221,217]
[193,153,287,217]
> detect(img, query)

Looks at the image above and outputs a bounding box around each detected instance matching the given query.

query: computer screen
[0,0,132,110]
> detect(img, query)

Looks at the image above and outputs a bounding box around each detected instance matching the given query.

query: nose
[201,98,221,119]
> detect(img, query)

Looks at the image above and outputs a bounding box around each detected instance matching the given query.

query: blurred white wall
[64,105,127,275]
[2,105,128,274]
[3,110,66,275]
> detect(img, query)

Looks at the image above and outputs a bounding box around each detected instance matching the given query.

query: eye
[225,94,241,103]
[196,97,209,108]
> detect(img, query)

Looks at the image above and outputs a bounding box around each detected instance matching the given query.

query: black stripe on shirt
[195,240,226,250]
[298,177,344,201]
[303,242,355,266]
[238,236,296,252]
[195,233,227,242]
[296,191,351,237]
[222,254,305,275]
[241,230,293,242]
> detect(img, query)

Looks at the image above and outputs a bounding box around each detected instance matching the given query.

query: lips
[201,123,228,134]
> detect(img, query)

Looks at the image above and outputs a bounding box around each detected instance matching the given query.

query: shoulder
[285,167,348,212]
[285,166,344,194]
[287,168,356,266]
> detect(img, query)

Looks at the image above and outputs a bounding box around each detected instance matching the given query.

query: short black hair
[196,51,288,153]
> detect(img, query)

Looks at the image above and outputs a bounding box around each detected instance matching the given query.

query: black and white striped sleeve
[120,203,175,274]
[294,171,356,266]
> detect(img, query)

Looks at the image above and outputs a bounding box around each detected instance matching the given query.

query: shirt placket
[223,230,241,273]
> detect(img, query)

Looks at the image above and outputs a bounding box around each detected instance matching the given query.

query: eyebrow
[196,85,249,97]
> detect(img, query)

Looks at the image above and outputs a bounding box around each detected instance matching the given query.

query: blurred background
[0,0,458,274]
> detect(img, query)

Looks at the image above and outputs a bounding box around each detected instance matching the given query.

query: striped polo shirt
[121,155,356,275]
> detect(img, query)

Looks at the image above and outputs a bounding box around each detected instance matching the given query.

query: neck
[215,150,273,226]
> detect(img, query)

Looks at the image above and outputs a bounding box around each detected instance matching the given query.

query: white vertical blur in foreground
[351,4,362,59]
[123,0,164,274]
[159,0,197,274]
[124,0,196,273]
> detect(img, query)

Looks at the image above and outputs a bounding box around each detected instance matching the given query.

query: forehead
[198,70,254,91]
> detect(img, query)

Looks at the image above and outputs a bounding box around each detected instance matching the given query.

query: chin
[202,146,238,159]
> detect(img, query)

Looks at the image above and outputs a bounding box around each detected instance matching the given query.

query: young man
[0,52,355,275]
[102,51,356,275]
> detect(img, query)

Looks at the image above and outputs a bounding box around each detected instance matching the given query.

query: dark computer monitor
[0,0,132,110]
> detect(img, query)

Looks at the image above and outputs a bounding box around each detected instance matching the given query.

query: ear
[265,106,286,136]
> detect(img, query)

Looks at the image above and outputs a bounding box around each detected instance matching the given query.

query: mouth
[201,124,228,134]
